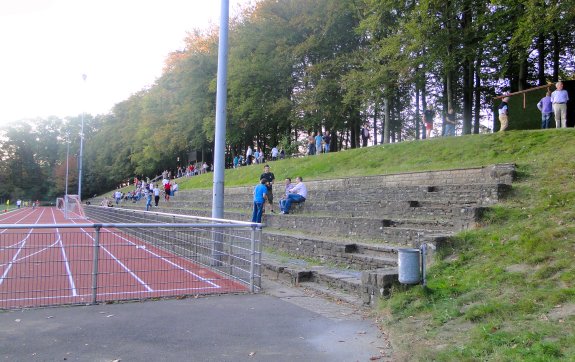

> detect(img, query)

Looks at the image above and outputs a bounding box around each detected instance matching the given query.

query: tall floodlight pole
[65,133,70,219]
[212,0,229,220]
[211,0,229,265]
[78,74,87,200]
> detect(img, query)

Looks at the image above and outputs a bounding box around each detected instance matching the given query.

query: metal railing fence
[0,212,262,310]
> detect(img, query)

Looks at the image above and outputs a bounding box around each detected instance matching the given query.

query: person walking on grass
[145,189,152,211]
[153,184,160,207]
[252,178,268,224]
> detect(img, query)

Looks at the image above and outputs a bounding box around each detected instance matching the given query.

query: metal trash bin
[398,248,421,284]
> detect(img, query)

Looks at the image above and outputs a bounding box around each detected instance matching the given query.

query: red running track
[0,207,248,309]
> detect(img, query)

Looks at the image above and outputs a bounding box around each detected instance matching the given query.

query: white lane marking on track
[0,208,46,286]
[99,227,220,288]
[69,221,154,292]
[50,208,78,297]
[0,208,45,249]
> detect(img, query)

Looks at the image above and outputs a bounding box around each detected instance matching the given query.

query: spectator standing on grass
[537,90,554,129]
[153,184,160,207]
[444,108,457,136]
[114,191,122,205]
[254,148,260,164]
[16,199,21,208]
[164,181,171,202]
[551,81,569,128]
[361,126,370,147]
[233,155,239,168]
[423,106,434,138]
[498,97,510,132]
[314,132,323,155]
[307,133,316,155]
[257,148,264,164]
[280,149,285,159]
[246,146,253,165]
[172,182,178,196]
[260,164,276,213]
[323,131,331,153]
[271,146,279,161]
[280,176,307,214]
[145,189,152,211]
[251,178,268,224]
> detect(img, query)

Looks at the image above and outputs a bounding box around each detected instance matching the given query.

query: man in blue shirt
[537,90,554,129]
[252,178,268,224]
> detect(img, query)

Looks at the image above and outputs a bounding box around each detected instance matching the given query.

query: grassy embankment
[126,129,575,360]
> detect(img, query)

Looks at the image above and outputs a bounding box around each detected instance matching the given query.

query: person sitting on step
[280,176,307,214]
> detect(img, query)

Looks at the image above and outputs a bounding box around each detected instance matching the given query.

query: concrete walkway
[0,280,393,361]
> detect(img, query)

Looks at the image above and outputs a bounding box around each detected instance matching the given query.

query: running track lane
[0,207,248,309]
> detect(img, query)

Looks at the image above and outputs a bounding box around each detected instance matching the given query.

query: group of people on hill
[498,81,570,131]
[112,173,180,211]
[251,164,308,224]
[234,146,286,168]
[307,131,331,155]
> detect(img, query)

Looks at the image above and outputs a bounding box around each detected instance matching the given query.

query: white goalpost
[56,195,86,219]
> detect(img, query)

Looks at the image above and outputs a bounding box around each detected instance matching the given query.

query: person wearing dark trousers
[260,164,276,213]
[252,178,268,224]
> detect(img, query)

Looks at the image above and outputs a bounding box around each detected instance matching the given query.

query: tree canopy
[1,0,574,200]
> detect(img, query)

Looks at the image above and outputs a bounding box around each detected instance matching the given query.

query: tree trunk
[553,31,560,82]
[463,57,473,134]
[383,95,390,144]
[372,102,378,145]
[421,77,427,139]
[474,54,481,134]
[415,84,420,140]
[537,34,546,85]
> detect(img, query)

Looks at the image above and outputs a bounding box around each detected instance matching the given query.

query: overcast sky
[0,0,253,125]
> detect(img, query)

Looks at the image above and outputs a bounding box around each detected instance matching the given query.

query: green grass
[113,129,575,360]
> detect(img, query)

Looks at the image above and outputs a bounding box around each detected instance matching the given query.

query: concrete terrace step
[261,252,366,305]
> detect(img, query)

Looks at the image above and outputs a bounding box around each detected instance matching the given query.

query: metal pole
[91,226,101,304]
[211,0,229,265]
[249,227,256,293]
[78,74,87,200]
[212,0,229,220]
[64,136,70,219]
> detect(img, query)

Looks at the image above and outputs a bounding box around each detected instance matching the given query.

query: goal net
[57,195,86,219]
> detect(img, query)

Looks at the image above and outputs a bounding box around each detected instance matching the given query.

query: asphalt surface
[0,280,392,361]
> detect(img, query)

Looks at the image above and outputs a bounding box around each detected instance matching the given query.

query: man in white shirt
[271,146,279,161]
[280,176,307,214]
[551,81,569,128]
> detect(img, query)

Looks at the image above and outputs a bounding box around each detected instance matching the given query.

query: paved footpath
[0,280,393,361]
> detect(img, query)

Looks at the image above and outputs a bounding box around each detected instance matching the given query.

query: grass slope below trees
[119,129,575,360]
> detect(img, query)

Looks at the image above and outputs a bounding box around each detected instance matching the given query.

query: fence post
[91,225,101,304]
[249,226,257,293]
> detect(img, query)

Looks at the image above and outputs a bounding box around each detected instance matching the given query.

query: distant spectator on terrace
[314,132,323,155]
[280,149,285,159]
[537,90,554,129]
[172,182,179,196]
[271,146,279,161]
[145,189,152,211]
[233,155,239,168]
[361,126,370,147]
[551,81,569,128]
[307,133,316,155]
[153,184,160,207]
[280,176,307,215]
[498,97,510,132]
[322,131,331,153]
[251,178,268,224]
[257,148,264,164]
[443,108,456,136]
[246,146,253,165]
[164,182,171,202]
[114,191,122,205]
[254,148,260,164]
[423,105,434,138]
